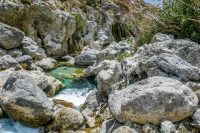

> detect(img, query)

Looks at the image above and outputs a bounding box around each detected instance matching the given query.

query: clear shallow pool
[48,66,97,107]
[0,118,41,133]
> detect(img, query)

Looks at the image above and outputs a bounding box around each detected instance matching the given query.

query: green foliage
[159,0,200,43]
[117,52,131,62]
[21,0,32,4]
[86,0,98,8]
[73,14,86,32]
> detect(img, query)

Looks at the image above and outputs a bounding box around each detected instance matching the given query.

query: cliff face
[0,0,155,58]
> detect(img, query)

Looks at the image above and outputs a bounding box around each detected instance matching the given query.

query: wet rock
[108,76,198,124]
[22,37,46,60]
[0,107,3,117]
[160,121,176,133]
[55,107,84,130]
[0,22,24,49]
[36,57,57,70]
[0,55,21,70]
[0,70,53,127]
[112,126,138,133]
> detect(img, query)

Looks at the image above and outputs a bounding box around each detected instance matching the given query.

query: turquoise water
[48,66,97,107]
[0,118,41,133]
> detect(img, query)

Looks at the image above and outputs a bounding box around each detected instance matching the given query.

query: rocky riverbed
[0,0,200,133]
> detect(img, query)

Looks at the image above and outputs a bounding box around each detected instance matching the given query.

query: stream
[0,66,97,133]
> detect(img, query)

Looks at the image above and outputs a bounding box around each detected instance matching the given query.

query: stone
[0,107,3,117]
[0,22,24,49]
[192,109,200,128]
[148,53,200,81]
[26,70,63,97]
[75,49,99,66]
[108,76,198,124]
[22,36,47,60]
[160,121,176,133]
[0,48,7,57]
[8,49,22,58]
[16,55,33,69]
[36,58,57,70]
[0,55,21,70]
[0,69,14,88]
[112,126,138,133]
[84,90,101,111]
[100,119,122,133]
[55,107,84,130]
[82,108,95,128]
[151,33,174,43]
[0,70,53,127]
[142,124,158,133]
[122,39,200,85]
[86,60,125,95]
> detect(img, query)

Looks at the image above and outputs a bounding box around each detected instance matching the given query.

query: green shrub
[117,52,131,62]
[73,14,86,32]
[159,0,200,43]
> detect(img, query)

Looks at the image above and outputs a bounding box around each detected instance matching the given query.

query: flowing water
[0,66,97,133]
[48,66,97,107]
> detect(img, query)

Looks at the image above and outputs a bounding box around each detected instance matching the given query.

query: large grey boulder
[108,76,198,124]
[0,22,24,49]
[85,60,125,95]
[22,37,46,60]
[122,39,200,85]
[75,49,99,66]
[0,70,53,127]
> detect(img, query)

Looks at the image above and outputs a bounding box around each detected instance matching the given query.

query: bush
[117,52,131,61]
[158,0,200,43]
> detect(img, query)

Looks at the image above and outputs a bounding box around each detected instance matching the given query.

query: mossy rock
[73,14,86,32]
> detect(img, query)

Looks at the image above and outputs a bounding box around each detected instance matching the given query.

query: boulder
[160,121,176,133]
[108,76,198,124]
[142,124,158,133]
[55,107,84,130]
[0,22,24,49]
[8,49,22,58]
[0,55,21,70]
[122,39,200,85]
[0,48,7,57]
[151,33,174,43]
[16,55,33,69]
[86,60,125,95]
[22,37,46,60]
[36,58,57,70]
[0,69,14,88]
[100,119,122,133]
[75,49,99,66]
[112,126,138,133]
[192,109,200,128]
[0,70,53,127]
[0,107,3,117]
[28,70,63,97]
